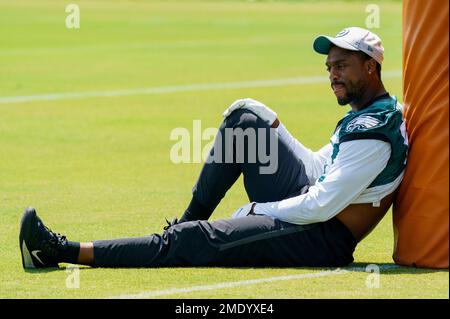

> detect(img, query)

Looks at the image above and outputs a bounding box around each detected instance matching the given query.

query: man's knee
[222,109,269,130]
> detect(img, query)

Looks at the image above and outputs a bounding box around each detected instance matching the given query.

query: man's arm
[251,139,391,224]
[277,123,332,182]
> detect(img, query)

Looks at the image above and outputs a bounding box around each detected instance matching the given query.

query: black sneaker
[19,207,68,269]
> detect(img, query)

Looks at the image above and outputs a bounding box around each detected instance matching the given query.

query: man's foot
[19,207,68,269]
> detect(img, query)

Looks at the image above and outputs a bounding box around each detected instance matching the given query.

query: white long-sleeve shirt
[251,123,403,225]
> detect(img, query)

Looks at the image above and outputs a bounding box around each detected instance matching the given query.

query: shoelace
[163,217,179,231]
[42,225,68,257]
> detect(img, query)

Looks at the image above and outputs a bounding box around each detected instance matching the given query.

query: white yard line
[0,37,299,56]
[0,71,401,104]
[108,264,399,299]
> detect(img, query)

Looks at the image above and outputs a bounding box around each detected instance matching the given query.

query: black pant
[192,109,310,212]
[93,110,357,268]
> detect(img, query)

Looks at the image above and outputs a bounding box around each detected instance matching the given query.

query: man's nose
[329,68,339,82]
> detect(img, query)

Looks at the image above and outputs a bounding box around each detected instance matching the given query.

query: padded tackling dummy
[393,0,449,268]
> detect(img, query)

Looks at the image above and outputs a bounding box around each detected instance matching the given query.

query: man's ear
[367,58,377,74]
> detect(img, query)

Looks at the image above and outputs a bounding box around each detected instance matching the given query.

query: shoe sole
[19,208,37,269]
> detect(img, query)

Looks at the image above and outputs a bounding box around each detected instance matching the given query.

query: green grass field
[0,0,448,299]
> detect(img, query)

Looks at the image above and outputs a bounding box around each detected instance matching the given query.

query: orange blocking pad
[393,0,449,268]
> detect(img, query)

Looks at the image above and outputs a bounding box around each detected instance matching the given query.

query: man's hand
[222,98,278,127]
[231,202,257,219]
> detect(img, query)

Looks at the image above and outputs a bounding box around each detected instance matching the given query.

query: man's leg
[91,215,356,268]
[20,208,355,269]
[77,243,94,265]
[181,109,309,222]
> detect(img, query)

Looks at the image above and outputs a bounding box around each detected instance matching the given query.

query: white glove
[231,202,256,219]
[222,98,277,126]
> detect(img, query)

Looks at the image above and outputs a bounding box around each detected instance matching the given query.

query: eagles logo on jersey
[319,94,408,189]
[346,114,383,132]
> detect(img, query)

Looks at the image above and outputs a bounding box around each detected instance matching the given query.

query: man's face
[325,46,370,106]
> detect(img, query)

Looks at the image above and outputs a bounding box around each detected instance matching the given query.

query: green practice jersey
[325,93,408,188]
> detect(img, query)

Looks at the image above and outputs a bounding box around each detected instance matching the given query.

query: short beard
[337,96,351,106]
[336,79,366,106]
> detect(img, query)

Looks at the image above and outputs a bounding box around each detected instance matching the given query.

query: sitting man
[19,27,408,269]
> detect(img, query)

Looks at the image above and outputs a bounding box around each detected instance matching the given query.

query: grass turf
[0,0,448,299]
